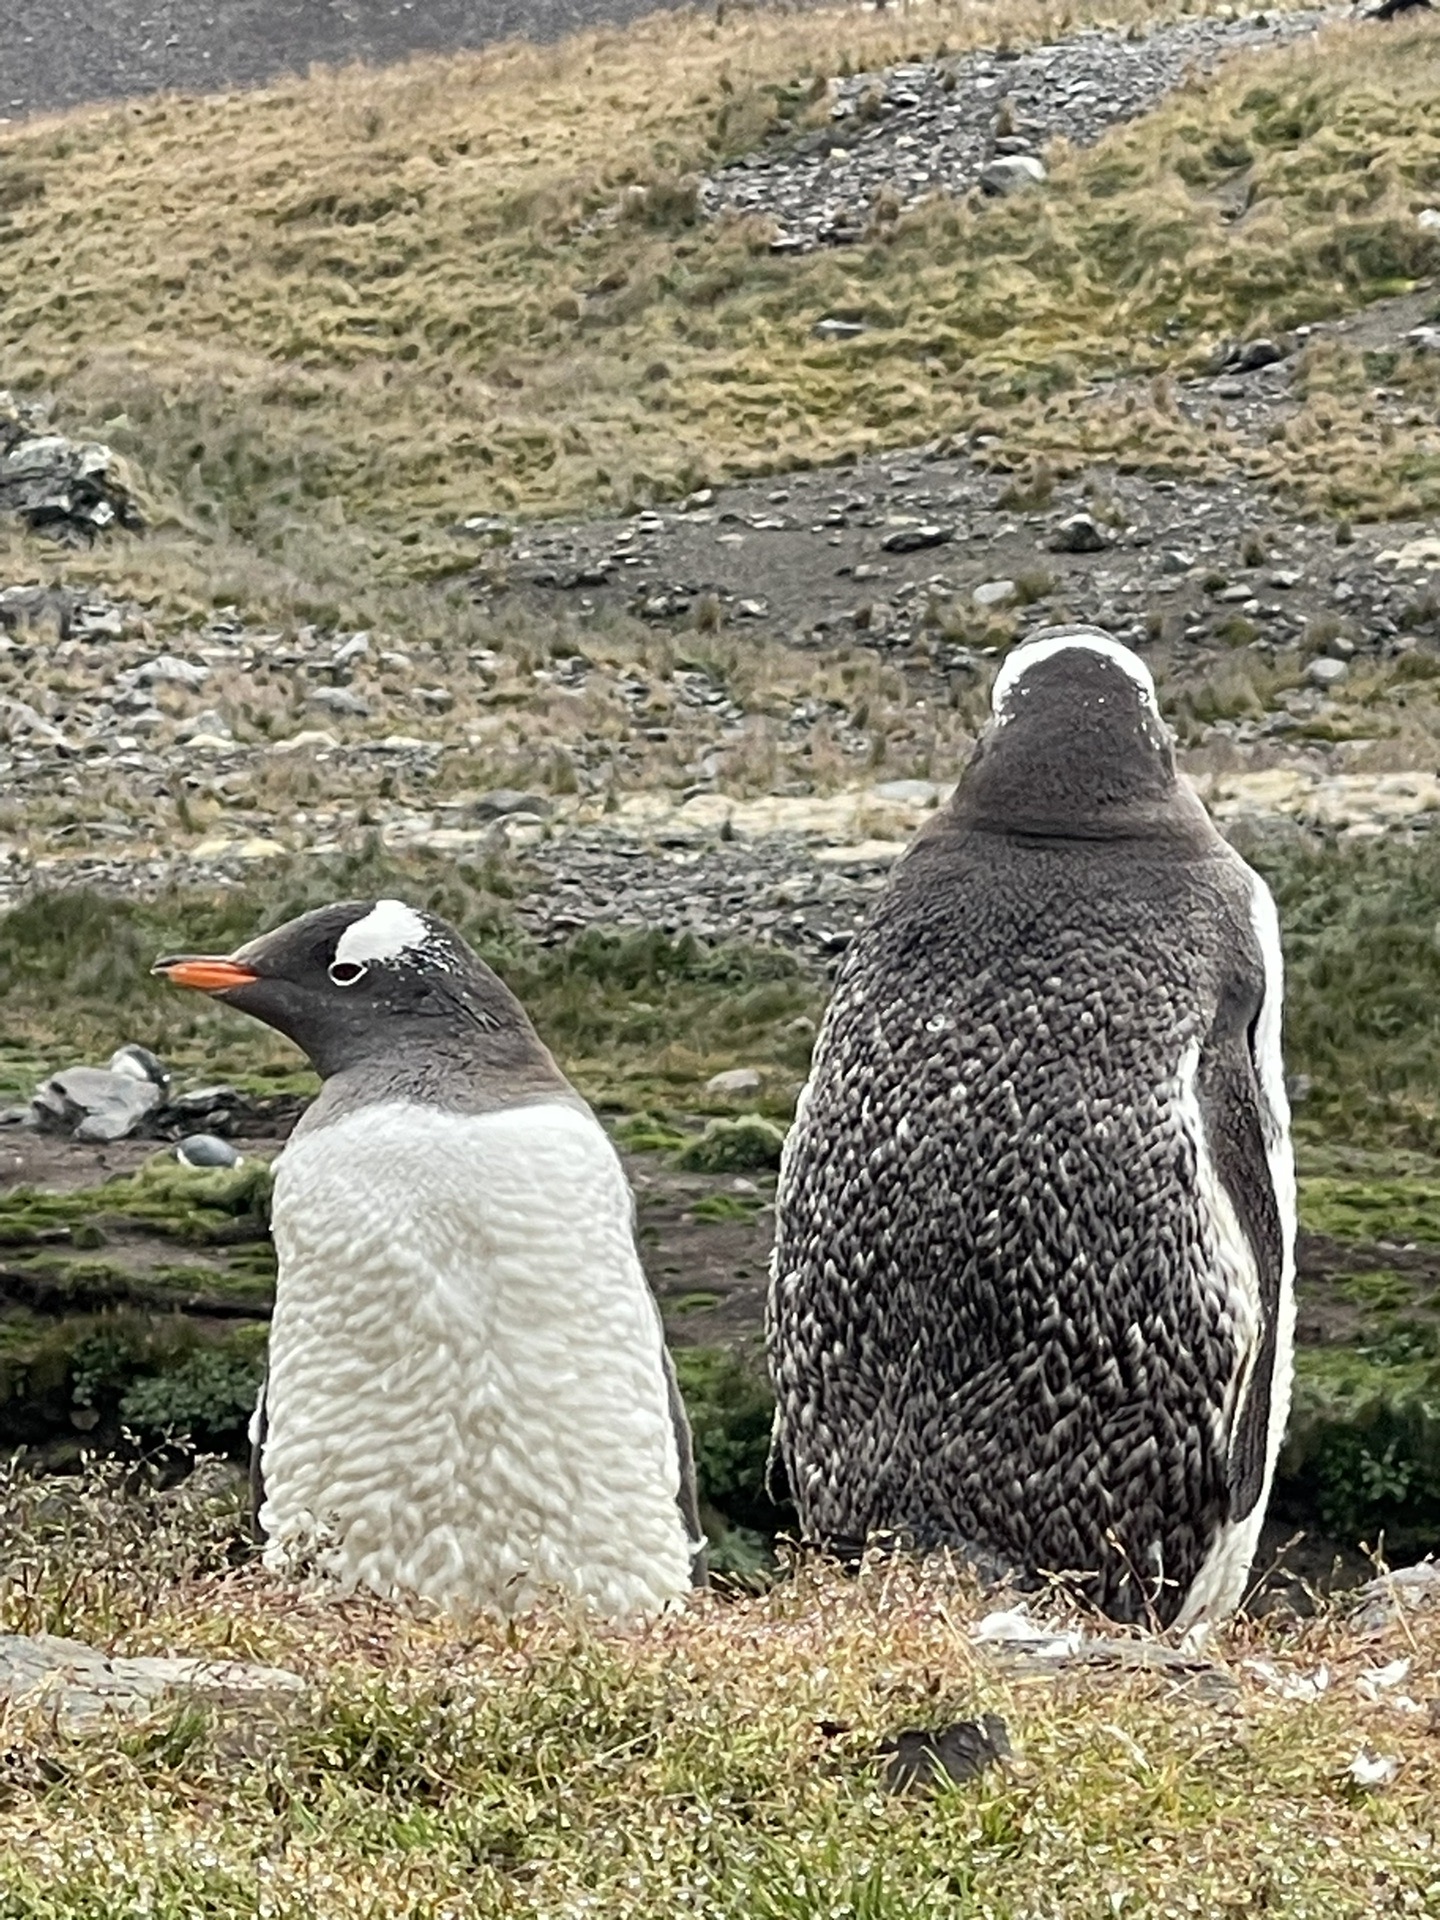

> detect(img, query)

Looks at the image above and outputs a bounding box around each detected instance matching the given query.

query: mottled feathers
[769,630,1295,1627]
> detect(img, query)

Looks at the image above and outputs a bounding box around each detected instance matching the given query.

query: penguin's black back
[769,649,1282,1626]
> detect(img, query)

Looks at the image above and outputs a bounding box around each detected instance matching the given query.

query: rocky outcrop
[0,392,144,539]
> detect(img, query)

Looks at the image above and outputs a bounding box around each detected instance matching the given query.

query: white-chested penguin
[156,899,705,1618]
[768,628,1295,1629]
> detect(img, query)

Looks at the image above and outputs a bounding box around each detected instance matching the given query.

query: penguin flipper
[247,1373,268,1543]
[1197,874,1293,1521]
[662,1344,709,1587]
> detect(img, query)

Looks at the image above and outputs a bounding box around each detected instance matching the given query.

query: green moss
[665,1291,722,1315]
[0,1309,265,1452]
[1299,1177,1440,1244]
[688,1193,764,1223]
[671,1345,787,1540]
[675,1116,787,1174]
[119,1336,266,1445]
[1277,1345,1440,1548]
[1332,1269,1431,1313]
[1246,831,1440,1155]
[611,1112,690,1154]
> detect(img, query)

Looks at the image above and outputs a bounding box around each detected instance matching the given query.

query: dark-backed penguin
[768,628,1295,1629]
[156,899,705,1618]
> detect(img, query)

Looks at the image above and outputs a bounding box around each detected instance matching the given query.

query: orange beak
[153,956,261,994]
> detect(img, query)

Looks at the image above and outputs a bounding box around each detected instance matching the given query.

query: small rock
[307,686,370,718]
[167,1084,245,1125]
[979,155,1046,196]
[813,318,867,340]
[107,1044,172,1093]
[1347,1752,1399,1791]
[879,1715,1011,1793]
[269,729,338,755]
[32,1067,161,1142]
[133,654,210,690]
[1160,549,1196,574]
[705,1067,764,1097]
[0,695,76,752]
[880,523,953,553]
[972,578,1016,608]
[178,708,233,742]
[417,686,455,711]
[1349,1560,1440,1633]
[1418,209,1440,232]
[0,1631,302,1727]
[1050,512,1111,554]
[468,789,553,822]
[175,1133,242,1169]
[1234,338,1285,372]
[1307,656,1348,688]
[0,392,143,536]
[331,631,371,668]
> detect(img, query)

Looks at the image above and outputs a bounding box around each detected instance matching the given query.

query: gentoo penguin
[769,628,1295,1629]
[155,899,705,1618]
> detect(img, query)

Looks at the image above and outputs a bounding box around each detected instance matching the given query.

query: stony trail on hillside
[702,7,1335,250]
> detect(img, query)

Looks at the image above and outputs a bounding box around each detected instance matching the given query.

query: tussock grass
[0,1,1437,616]
[0,1488,1437,1917]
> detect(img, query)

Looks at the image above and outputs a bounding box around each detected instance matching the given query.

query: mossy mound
[674,1115,787,1174]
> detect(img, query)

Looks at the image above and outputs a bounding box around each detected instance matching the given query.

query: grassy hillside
[0,2,1437,633]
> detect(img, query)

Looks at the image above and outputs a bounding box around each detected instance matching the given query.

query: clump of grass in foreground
[0,3,1435,619]
[0,1507,1436,1919]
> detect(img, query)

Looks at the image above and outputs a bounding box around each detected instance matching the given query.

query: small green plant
[675,1115,787,1174]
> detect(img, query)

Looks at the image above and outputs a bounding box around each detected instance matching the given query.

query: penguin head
[155,899,535,1079]
[961,627,1178,837]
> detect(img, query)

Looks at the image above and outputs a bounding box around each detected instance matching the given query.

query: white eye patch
[334,899,430,967]
[990,628,1158,720]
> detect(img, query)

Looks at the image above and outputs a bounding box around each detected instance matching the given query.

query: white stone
[269,730,338,754]
[1306,656,1348,688]
[705,1067,763,1097]
[980,155,1046,195]
[972,578,1017,608]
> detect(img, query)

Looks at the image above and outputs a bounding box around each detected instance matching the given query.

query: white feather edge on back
[260,1097,696,1618]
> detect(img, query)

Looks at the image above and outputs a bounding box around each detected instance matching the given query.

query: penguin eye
[328,959,368,988]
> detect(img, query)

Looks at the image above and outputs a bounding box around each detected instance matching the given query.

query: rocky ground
[4,264,1440,946]
[702,7,1336,250]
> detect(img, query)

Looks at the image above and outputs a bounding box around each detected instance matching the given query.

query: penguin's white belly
[262,1099,694,1618]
